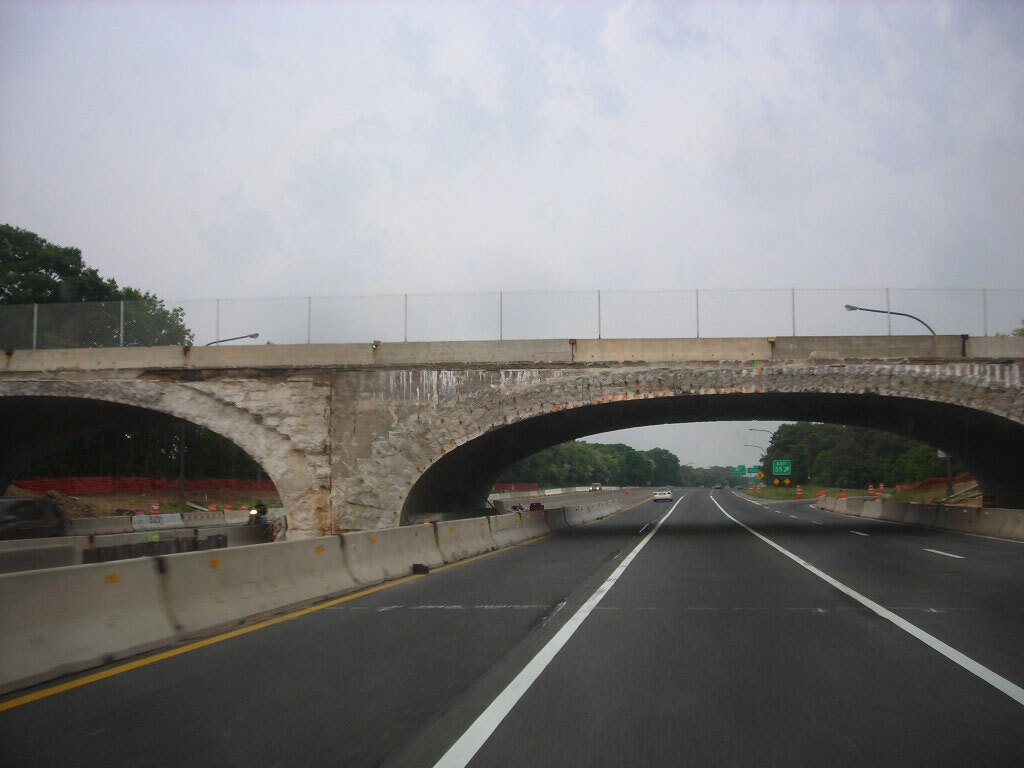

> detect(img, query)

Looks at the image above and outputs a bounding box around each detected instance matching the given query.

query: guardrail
[0,497,626,695]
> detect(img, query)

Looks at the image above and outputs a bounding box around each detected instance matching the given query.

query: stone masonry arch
[0,375,332,535]
[332,361,1024,529]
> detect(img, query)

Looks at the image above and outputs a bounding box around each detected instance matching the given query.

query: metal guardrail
[1,287,1021,349]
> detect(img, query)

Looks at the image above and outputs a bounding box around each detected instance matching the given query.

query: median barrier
[822,496,1024,542]
[0,558,177,695]
[433,517,496,563]
[544,507,571,531]
[564,505,588,527]
[520,510,553,538]
[161,537,359,636]
[68,516,134,535]
[488,513,528,548]
[0,536,89,574]
[224,509,253,526]
[342,524,444,585]
[199,524,270,547]
[181,509,228,528]
[131,513,185,532]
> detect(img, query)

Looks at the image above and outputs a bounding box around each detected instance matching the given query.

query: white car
[653,488,672,502]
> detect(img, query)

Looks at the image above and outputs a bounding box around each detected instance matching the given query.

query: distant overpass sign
[773,459,792,476]
[733,465,746,475]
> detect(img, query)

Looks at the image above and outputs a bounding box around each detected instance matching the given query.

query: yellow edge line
[1,495,651,713]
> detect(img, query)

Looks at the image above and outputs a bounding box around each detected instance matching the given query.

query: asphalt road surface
[2,489,1022,767]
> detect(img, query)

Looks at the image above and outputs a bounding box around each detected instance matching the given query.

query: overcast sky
[2,0,1022,469]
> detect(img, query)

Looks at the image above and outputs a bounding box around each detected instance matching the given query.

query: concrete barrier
[543,507,571,531]
[68,516,134,535]
[822,496,1024,542]
[0,558,177,695]
[131,513,185,532]
[488,513,528,548]
[520,510,553,538]
[181,510,228,528]
[433,517,496,563]
[0,536,89,574]
[198,524,270,547]
[342,524,444,585]
[161,537,359,636]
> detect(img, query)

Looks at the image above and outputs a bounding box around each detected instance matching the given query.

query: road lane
[0,500,666,767]
[420,490,1024,767]
[2,489,1022,767]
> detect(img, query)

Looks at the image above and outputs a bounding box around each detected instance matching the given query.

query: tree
[761,422,963,488]
[0,224,193,347]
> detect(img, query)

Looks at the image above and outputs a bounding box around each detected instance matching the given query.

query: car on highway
[653,488,673,502]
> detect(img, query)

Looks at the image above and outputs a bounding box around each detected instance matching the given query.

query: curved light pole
[205,332,260,346]
[844,304,936,335]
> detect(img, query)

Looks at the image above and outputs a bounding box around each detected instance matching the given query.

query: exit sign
[733,465,746,475]
[773,459,792,476]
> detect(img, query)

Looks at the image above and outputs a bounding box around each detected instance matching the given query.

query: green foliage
[498,441,739,488]
[761,422,961,488]
[0,224,193,347]
[22,422,263,480]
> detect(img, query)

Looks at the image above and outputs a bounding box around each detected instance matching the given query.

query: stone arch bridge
[1,335,1022,538]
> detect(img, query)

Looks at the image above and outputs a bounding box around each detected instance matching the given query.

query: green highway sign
[733,465,746,475]
[773,459,792,476]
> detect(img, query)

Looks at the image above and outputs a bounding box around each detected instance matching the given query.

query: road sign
[733,465,746,475]
[757,471,765,480]
[772,459,792,476]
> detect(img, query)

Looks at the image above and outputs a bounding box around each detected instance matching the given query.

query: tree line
[757,422,963,489]
[498,441,738,489]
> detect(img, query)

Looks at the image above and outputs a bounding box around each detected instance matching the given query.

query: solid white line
[710,496,1024,707]
[849,531,869,537]
[432,500,681,768]
[924,548,964,560]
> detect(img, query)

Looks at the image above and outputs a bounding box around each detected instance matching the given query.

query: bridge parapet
[2,335,1021,374]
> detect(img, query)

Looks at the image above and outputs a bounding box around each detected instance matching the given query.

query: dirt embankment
[4,485,281,518]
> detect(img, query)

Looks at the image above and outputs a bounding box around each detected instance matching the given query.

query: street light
[748,427,773,436]
[844,304,936,335]
[205,332,260,346]
[744,443,766,456]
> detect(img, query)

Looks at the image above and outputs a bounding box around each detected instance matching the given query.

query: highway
[2,489,1023,766]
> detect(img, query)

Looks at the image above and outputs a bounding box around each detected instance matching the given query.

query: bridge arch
[0,378,332,530]
[397,362,1024,523]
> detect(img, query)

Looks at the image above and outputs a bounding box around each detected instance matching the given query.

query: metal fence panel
[1,288,1020,350]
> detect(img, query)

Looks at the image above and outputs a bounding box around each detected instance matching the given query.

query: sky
[2,0,1023,469]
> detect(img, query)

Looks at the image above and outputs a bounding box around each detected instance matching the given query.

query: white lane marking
[849,531,869,537]
[710,496,1024,707]
[432,499,681,768]
[788,514,799,519]
[810,521,824,526]
[924,548,964,560]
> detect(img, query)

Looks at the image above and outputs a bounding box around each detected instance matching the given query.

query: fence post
[119,301,125,347]
[499,292,503,341]
[32,304,38,349]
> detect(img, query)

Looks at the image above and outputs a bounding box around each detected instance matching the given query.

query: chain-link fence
[1,288,1021,349]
